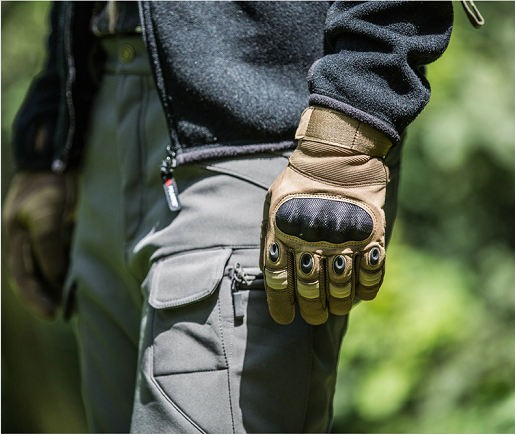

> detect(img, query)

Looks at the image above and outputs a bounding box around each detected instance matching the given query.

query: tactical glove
[2,171,76,321]
[260,106,392,325]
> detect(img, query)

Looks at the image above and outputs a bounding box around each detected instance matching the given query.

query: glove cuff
[295,106,392,158]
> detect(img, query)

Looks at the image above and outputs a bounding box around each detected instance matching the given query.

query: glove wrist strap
[295,106,392,158]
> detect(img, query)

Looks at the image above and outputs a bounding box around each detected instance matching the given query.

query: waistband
[100,36,152,75]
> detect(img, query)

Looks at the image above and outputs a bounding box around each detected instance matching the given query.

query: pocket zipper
[230,263,264,320]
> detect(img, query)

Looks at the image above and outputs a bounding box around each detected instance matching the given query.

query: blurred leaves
[1,1,50,152]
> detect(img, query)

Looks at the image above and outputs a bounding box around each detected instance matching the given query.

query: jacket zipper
[138,1,184,211]
[52,2,76,174]
[51,0,185,212]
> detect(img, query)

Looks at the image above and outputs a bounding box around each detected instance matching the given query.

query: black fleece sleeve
[11,2,62,170]
[308,1,454,143]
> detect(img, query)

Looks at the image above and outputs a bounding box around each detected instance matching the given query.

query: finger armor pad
[359,269,383,287]
[329,281,352,299]
[264,268,288,290]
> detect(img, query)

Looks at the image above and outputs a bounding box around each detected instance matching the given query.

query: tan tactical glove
[260,106,392,325]
[2,171,76,321]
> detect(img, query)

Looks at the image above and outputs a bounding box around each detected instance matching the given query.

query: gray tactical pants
[66,36,400,433]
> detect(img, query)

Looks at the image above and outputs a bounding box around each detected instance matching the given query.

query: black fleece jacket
[12,1,453,171]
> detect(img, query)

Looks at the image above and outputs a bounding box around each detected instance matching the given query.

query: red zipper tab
[163,176,181,211]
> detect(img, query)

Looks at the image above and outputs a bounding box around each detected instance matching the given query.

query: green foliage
[2,2,51,151]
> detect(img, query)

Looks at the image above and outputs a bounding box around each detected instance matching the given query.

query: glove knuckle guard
[276,197,373,244]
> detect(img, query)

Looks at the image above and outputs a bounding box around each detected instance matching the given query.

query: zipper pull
[231,263,247,320]
[160,145,182,212]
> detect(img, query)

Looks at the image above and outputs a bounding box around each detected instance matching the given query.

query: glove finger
[7,229,59,320]
[355,245,385,301]
[327,253,354,316]
[264,240,295,324]
[296,252,328,325]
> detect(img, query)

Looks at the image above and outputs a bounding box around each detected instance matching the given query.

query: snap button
[119,44,135,64]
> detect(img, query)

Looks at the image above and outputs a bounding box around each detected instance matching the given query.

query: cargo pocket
[145,247,235,433]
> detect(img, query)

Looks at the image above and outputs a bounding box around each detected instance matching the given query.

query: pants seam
[217,296,236,433]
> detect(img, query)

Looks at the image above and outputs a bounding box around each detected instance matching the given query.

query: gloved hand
[260,106,392,325]
[2,171,76,321]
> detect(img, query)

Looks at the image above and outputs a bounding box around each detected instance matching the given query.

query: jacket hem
[175,141,296,166]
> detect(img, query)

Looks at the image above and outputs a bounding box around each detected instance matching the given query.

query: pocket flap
[148,247,232,309]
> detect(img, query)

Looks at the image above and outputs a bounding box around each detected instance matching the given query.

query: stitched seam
[217,297,236,433]
[351,121,361,149]
[300,136,357,153]
[154,368,229,377]
[229,284,236,430]
[150,374,206,433]
[289,163,385,188]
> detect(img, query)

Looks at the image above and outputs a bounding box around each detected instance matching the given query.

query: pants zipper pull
[231,263,246,320]
[160,145,182,211]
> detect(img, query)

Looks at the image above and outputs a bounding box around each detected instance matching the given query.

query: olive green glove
[260,106,392,325]
[2,171,76,321]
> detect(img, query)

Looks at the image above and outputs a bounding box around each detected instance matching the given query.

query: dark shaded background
[2,2,515,433]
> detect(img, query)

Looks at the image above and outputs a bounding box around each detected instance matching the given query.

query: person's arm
[309,1,453,143]
[260,1,453,325]
[3,3,76,321]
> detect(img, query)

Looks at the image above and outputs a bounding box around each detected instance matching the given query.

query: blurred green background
[2,2,514,433]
